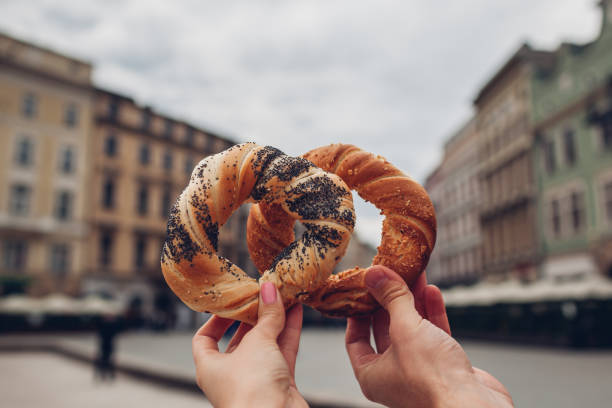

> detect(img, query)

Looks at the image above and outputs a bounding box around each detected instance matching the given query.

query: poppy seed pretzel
[161,143,355,325]
[247,144,436,317]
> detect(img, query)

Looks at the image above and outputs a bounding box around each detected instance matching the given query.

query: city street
[0,352,211,408]
[2,330,611,408]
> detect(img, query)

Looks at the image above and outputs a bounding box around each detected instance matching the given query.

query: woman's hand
[346,265,514,408]
[193,282,308,408]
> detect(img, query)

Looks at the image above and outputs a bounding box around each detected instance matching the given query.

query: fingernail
[261,282,277,305]
[365,267,388,289]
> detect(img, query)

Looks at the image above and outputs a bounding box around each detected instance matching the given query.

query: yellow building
[0,33,94,295]
[84,88,255,316]
[0,33,256,319]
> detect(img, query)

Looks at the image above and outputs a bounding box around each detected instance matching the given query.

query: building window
[137,184,149,215]
[162,149,173,170]
[563,130,576,166]
[102,178,115,209]
[139,143,151,165]
[50,244,70,278]
[164,120,174,138]
[185,154,195,175]
[551,199,561,238]
[161,185,172,218]
[134,234,147,268]
[55,190,73,221]
[99,230,113,267]
[108,96,119,122]
[58,146,75,174]
[104,133,118,157]
[141,109,152,131]
[543,139,556,173]
[22,92,37,118]
[9,184,31,216]
[570,191,585,233]
[14,136,34,167]
[3,240,28,270]
[185,127,195,146]
[64,103,78,127]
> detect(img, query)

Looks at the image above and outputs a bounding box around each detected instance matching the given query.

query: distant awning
[442,275,612,307]
[542,253,598,280]
[0,294,124,315]
[0,295,43,314]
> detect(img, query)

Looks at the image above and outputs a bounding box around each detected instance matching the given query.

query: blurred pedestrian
[94,313,121,382]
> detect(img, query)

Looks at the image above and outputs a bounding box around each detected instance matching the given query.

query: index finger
[278,304,303,377]
[345,316,377,371]
[192,315,234,356]
[411,270,428,290]
[410,272,428,318]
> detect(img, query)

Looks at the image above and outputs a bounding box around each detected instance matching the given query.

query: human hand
[193,282,307,408]
[346,265,513,408]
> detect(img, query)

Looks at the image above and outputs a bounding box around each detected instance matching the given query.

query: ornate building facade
[474,44,553,282]
[0,33,94,295]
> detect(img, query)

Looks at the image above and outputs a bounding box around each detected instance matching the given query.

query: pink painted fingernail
[365,267,388,289]
[261,282,277,305]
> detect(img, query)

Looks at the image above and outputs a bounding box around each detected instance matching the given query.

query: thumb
[365,266,422,327]
[254,281,286,340]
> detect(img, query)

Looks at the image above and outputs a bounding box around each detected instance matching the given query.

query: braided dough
[248,144,436,316]
[161,143,355,325]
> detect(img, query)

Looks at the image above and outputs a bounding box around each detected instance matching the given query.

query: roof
[473,43,556,106]
[0,31,92,67]
[94,87,234,143]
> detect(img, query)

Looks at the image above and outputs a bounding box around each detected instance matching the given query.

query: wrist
[223,390,290,408]
[438,379,508,408]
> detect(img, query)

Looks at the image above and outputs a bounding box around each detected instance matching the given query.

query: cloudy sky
[0,0,601,246]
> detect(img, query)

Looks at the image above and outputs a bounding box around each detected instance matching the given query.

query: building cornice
[0,58,93,93]
[95,87,236,146]
[533,83,609,132]
[96,117,220,155]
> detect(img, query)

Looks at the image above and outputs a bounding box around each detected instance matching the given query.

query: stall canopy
[0,294,124,315]
[442,275,612,307]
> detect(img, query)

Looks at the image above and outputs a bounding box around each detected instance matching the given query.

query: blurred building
[426,0,612,287]
[473,44,557,282]
[333,232,377,274]
[424,165,444,283]
[425,119,482,287]
[0,33,94,295]
[0,32,256,314]
[83,88,256,315]
[532,0,612,281]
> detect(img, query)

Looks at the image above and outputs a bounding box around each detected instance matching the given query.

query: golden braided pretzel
[161,143,355,324]
[247,144,436,316]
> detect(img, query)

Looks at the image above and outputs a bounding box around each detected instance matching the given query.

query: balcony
[480,185,535,219]
[0,214,87,237]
